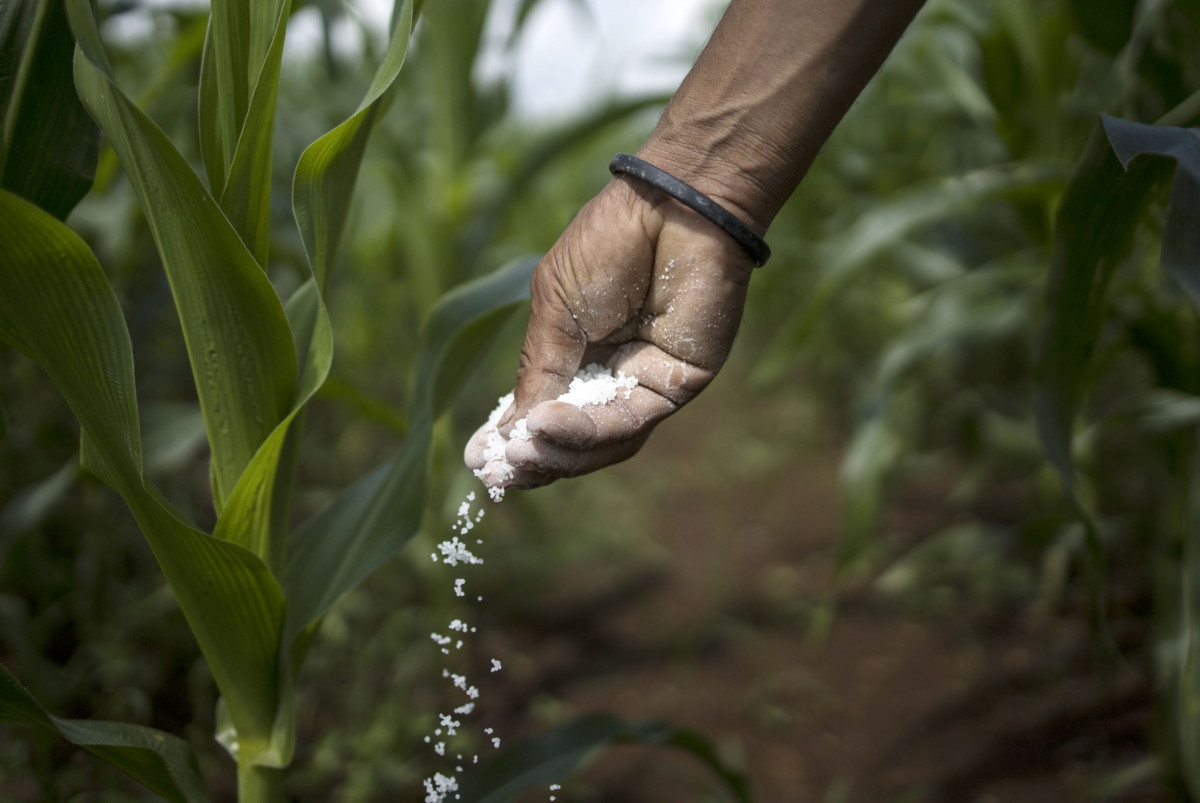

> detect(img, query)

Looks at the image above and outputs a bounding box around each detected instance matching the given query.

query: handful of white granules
[472,363,638,500]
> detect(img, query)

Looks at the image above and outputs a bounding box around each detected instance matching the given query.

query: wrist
[608,153,771,267]
[635,123,793,236]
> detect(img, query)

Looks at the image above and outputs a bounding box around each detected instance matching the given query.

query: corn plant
[1,2,757,799]
[734,0,1199,792]
[1034,111,1200,796]
[0,0,539,798]
[303,0,668,441]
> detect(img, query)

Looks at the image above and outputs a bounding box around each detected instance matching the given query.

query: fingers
[507,252,586,433]
[464,411,556,494]
[522,388,670,451]
[463,421,495,472]
[466,341,712,499]
[464,176,756,495]
[505,431,650,480]
[508,182,659,434]
[522,342,714,450]
[463,346,694,492]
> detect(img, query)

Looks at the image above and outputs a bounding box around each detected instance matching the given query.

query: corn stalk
[0,0,536,798]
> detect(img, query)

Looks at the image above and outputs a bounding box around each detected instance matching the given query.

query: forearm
[636,0,926,232]
[466,0,926,489]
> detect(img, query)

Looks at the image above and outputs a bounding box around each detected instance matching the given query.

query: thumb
[505,255,586,436]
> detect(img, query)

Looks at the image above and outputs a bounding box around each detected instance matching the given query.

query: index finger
[520,340,714,450]
[506,252,587,435]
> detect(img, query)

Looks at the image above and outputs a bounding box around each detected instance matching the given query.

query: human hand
[464,173,756,493]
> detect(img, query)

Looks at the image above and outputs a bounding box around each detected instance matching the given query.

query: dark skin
[466,0,927,492]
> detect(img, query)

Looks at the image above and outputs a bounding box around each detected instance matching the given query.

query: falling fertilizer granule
[422,489,503,803]
[422,369,632,801]
[473,364,639,500]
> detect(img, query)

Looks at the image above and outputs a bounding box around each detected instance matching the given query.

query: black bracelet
[609,153,771,267]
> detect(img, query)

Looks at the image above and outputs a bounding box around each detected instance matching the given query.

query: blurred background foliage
[2,0,1200,799]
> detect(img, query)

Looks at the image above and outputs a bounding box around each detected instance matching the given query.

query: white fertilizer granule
[472,364,639,500]
[424,492,498,799]
[556,363,638,407]
[423,772,458,803]
[509,418,532,442]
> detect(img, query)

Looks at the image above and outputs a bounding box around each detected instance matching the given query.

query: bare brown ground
[473,382,1174,803]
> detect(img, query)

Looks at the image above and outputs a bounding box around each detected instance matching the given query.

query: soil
[471,383,1177,803]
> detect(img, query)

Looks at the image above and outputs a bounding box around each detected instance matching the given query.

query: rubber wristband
[609,153,771,267]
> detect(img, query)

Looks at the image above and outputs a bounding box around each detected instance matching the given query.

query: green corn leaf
[316,376,409,437]
[423,0,491,171]
[753,162,1065,388]
[1032,115,1200,657]
[0,0,98,219]
[0,188,286,765]
[0,458,77,535]
[142,402,208,475]
[413,255,539,419]
[1132,389,1200,432]
[459,711,752,803]
[1067,0,1137,56]
[201,1,422,740]
[198,0,286,199]
[292,0,414,292]
[866,261,1035,406]
[1033,119,1178,489]
[836,262,1038,568]
[838,405,906,570]
[0,662,209,803]
[1084,115,1200,796]
[284,279,334,402]
[208,0,419,745]
[197,21,221,194]
[464,94,669,260]
[1181,426,1200,798]
[197,0,335,740]
[215,0,417,579]
[212,416,305,573]
[286,256,536,631]
[93,14,209,195]
[280,0,422,631]
[68,0,298,513]
[210,278,332,585]
[1159,89,1200,130]
[285,420,431,633]
[214,290,331,575]
[208,0,290,265]
[1101,117,1200,313]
